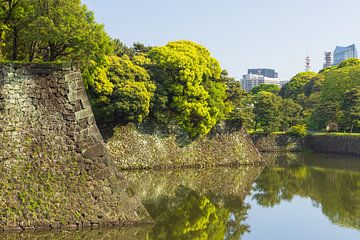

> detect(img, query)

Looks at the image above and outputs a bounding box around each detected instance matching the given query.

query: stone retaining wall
[107,123,263,170]
[251,133,360,157]
[250,133,304,153]
[0,63,151,231]
[304,135,360,156]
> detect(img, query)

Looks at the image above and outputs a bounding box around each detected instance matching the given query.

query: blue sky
[82,0,360,80]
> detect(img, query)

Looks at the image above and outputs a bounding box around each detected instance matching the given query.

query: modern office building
[248,68,278,78]
[333,44,358,65]
[323,52,333,68]
[241,73,281,92]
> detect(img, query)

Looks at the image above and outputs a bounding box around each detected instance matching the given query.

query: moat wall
[304,135,360,156]
[107,123,263,170]
[251,133,360,157]
[0,63,151,231]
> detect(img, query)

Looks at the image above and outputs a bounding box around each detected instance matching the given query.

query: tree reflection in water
[145,185,249,240]
[252,153,360,230]
[123,167,264,240]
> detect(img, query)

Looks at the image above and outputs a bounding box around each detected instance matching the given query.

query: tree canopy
[148,40,229,136]
[251,84,280,95]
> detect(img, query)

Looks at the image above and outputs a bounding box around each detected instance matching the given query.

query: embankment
[0,63,151,231]
[251,133,360,157]
[304,134,360,156]
[107,123,263,170]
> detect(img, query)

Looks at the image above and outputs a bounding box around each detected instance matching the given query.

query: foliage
[286,124,308,137]
[310,63,360,132]
[146,186,228,240]
[337,58,360,68]
[340,87,360,133]
[280,71,318,102]
[253,157,360,230]
[89,55,155,124]
[1,0,113,62]
[222,70,254,129]
[310,101,340,132]
[251,84,280,95]
[280,99,303,131]
[320,65,360,104]
[148,41,228,137]
[253,91,282,132]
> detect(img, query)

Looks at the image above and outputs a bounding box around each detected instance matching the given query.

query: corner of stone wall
[0,63,152,231]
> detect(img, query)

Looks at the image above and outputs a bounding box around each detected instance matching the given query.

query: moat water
[1,153,360,240]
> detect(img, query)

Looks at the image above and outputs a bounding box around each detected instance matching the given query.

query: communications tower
[305,54,311,72]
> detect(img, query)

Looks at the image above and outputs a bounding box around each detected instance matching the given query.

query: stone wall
[107,123,263,170]
[304,135,360,156]
[251,133,360,157]
[0,63,151,231]
[251,133,304,153]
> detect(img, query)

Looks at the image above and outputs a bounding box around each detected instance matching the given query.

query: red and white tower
[305,54,311,72]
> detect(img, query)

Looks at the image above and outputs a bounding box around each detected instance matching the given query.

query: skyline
[82,0,360,80]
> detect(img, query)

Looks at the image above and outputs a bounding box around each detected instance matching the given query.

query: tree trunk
[12,27,18,60]
[29,41,38,62]
[49,42,57,61]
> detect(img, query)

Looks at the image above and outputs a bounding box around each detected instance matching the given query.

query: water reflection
[124,167,263,240]
[252,153,360,231]
[1,153,360,239]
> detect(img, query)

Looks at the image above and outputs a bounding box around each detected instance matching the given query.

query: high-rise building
[323,52,332,69]
[333,44,358,65]
[248,68,278,78]
[241,73,281,92]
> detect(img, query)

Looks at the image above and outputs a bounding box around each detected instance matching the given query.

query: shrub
[287,124,308,137]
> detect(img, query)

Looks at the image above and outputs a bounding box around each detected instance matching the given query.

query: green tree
[89,55,155,124]
[253,91,282,132]
[0,0,22,56]
[341,88,360,133]
[280,71,318,102]
[310,101,340,132]
[148,41,228,137]
[146,186,228,240]
[1,0,113,63]
[220,70,254,129]
[320,65,360,104]
[251,84,280,95]
[280,99,303,131]
[337,58,360,68]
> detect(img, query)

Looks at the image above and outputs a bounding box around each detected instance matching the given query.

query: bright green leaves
[0,0,113,62]
[280,71,318,102]
[253,91,282,132]
[251,84,280,95]
[148,41,227,137]
[89,55,155,124]
[341,87,360,133]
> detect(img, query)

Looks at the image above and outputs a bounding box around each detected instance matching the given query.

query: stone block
[76,89,88,101]
[82,143,106,159]
[94,167,112,181]
[75,108,90,121]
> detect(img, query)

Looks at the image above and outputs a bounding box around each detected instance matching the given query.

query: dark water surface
[1,153,360,240]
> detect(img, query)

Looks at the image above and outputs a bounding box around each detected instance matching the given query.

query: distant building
[333,44,358,65]
[323,52,333,69]
[248,68,278,78]
[241,73,281,92]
